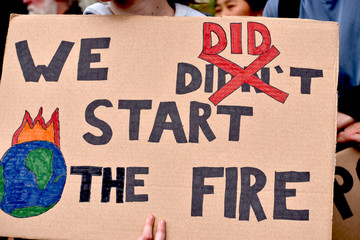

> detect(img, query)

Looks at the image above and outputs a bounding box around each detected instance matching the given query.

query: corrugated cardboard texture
[0,15,338,239]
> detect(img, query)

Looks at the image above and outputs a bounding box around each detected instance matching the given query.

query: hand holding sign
[138,215,166,240]
[338,122,360,143]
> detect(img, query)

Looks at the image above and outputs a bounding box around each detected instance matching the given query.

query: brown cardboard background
[0,15,338,239]
[333,147,360,240]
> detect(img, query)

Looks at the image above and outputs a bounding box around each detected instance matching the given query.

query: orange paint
[12,108,60,148]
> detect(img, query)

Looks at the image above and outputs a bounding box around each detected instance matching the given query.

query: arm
[262,0,279,17]
[337,86,360,143]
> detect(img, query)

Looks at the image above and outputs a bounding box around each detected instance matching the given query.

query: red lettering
[247,22,271,55]
[231,23,242,54]
[202,23,227,55]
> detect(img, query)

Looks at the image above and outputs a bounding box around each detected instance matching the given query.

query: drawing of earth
[0,141,66,218]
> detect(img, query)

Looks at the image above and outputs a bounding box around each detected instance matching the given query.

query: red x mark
[199,46,289,105]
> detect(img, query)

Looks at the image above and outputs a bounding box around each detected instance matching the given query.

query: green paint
[0,165,4,204]
[54,175,62,183]
[25,148,53,190]
[10,203,57,218]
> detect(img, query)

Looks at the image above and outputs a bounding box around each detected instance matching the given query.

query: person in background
[215,0,267,16]
[83,0,205,16]
[22,0,82,14]
[337,86,360,146]
[78,0,97,12]
[0,0,27,78]
[263,0,360,151]
[56,0,82,14]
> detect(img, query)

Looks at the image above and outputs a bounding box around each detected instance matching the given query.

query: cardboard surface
[333,147,360,240]
[0,15,338,239]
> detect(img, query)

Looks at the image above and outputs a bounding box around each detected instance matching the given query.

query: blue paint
[0,141,66,217]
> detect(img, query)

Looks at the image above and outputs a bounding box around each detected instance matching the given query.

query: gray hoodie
[83,2,205,16]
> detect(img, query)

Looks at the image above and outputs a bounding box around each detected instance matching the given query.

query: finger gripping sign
[0,15,338,239]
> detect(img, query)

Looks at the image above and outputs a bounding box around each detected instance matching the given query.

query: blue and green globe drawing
[0,140,66,218]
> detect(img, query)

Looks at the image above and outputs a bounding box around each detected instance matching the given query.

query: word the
[70,166,148,203]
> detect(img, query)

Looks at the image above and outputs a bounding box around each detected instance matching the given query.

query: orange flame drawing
[12,108,60,148]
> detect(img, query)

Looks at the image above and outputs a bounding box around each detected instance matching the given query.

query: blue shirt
[263,0,360,94]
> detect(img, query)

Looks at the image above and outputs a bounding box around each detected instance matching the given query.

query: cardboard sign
[0,15,338,239]
[333,147,360,239]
